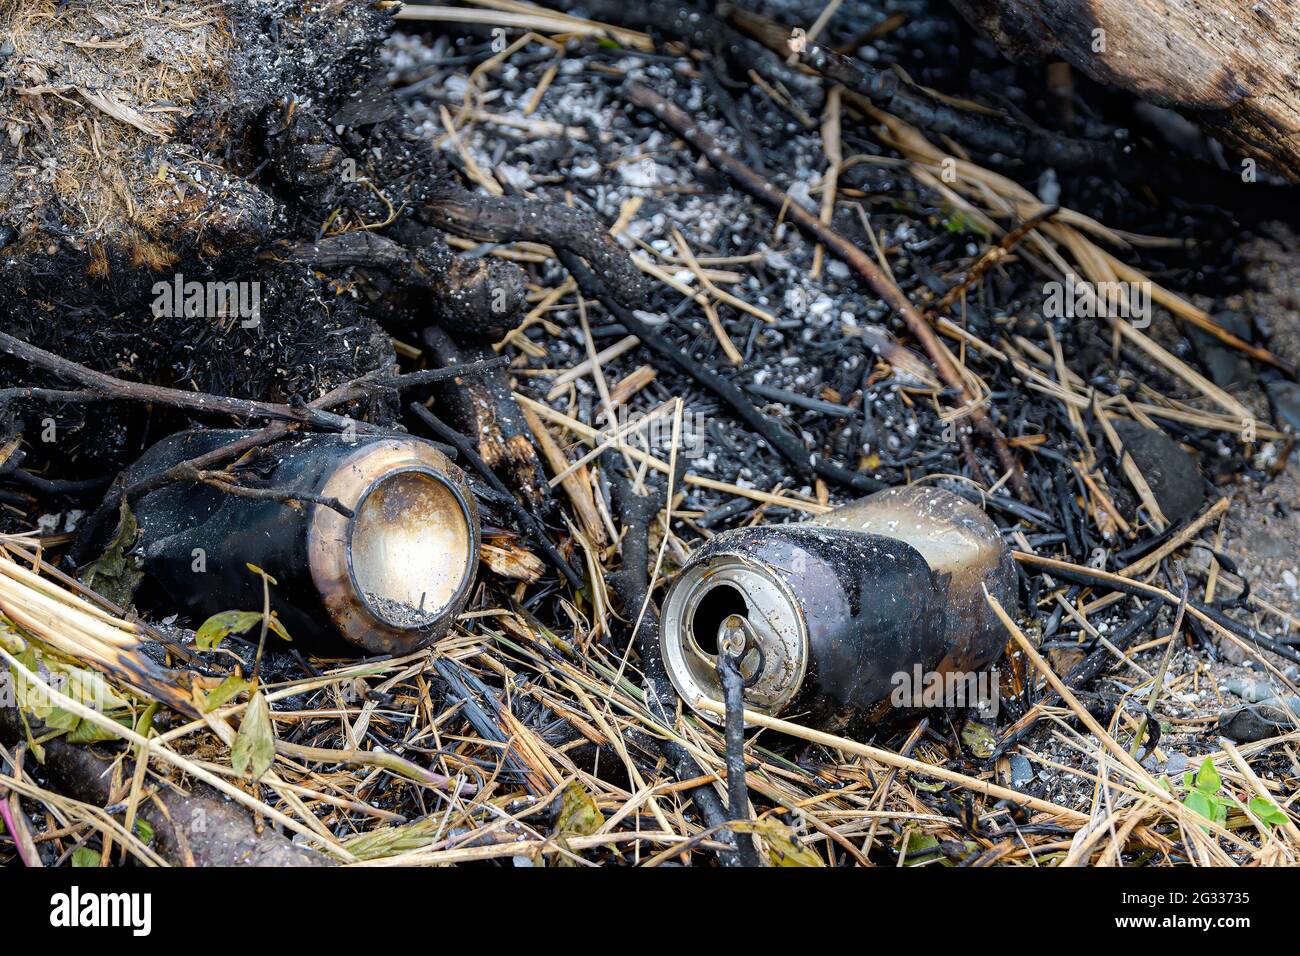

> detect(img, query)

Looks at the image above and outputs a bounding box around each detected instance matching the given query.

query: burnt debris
[0,0,1298,871]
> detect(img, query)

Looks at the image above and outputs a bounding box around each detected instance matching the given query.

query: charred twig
[535,0,822,111]
[936,205,1060,313]
[1017,553,1300,669]
[317,354,512,407]
[716,644,762,867]
[277,231,531,342]
[424,186,650,307]
[0,331,374,434]
[181,466,355,520]
[409,403,584,591]
[2,469,111,496]
[422,327,553,513]
[797,43,1119,173]
[558,250,884,494]
[0,331,503,430]
[625,82,1032,502]
[603,450,743,867]
[432,657,544,794]
[274,231,419,275]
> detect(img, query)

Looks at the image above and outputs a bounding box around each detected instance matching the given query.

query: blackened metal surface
[128,430,478,654]
[662,485,1016,731]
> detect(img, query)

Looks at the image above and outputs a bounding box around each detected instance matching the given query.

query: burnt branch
[424,187,650,308]
[602,450,744,868]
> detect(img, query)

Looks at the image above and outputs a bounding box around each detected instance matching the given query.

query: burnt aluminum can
[661,485,1016,730]
[127,430,479,655]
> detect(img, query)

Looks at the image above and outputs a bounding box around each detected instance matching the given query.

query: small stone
[1266,380,1300,431]
[1111,420,1205,526]
[1009,754,1033,788]
[1163,752,1189,776]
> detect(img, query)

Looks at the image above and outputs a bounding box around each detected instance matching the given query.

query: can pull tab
[718,614,766,689]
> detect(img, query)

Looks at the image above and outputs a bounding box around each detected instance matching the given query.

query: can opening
[661,556,808,723]
[690,583,748,656]
[349,470,472,628]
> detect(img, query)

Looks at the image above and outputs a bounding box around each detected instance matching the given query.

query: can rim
[344,466,478,631]
[307,438,480,654]
[660,552,808,726]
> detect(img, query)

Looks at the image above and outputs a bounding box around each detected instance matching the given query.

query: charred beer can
[660,485,1016,730]
[127,430,479,655]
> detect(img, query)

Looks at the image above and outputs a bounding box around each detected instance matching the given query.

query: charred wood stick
[535,0,822,111]
[625,82,1032,502]
[3,469,111,496]
[432,657,545,795]
[936,205,1060,313]
[603,450,743,867]
[409,403,584,591]
[798,43,1119,173]
[183,467,355,520]
[0,331,503,428]
[716,648,762,867]
[1016,553,1300,669]
[316,354,511,407]
[273,231,417,275]
[0,331,366,434]
[424,187,650,308]
[422,327,554,514]
[559,251,884,495]
[277,231,529,341]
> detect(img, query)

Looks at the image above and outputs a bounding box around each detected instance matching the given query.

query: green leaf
[71,847,101,867]
[1184,790,1217,824]
[756,822,823,868]
[134,818,154,845]
[195,611,263,651]
[960,721,996,758]
[901,830,946,866]
[79,499,144,607]
[555,780,602,837]
[725,819,825,866]
[12,646,50,720]
[42,706,81,732]
[1248,796,1289,829]
[1195,759,1222,796]
[65,713,131,745]
[265,613,293,643]
[199,675,252,714]
[549,780,603,867]
[231,691,275,781]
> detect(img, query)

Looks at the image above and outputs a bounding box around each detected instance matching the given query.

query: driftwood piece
[950,0,1300,181]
